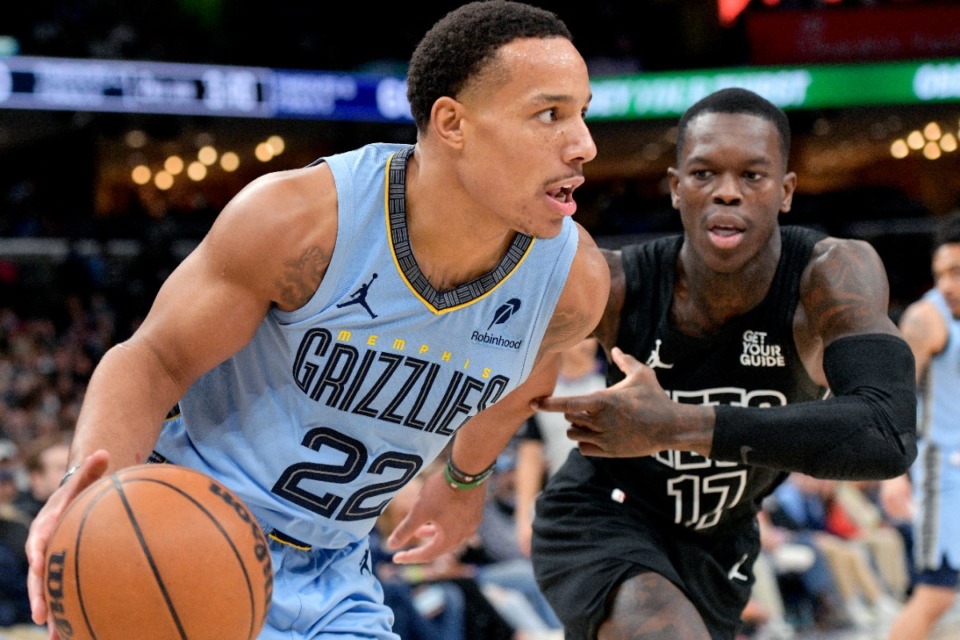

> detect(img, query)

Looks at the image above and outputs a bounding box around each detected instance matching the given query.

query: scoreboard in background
[2,55,960,122]
[0,56,412,121]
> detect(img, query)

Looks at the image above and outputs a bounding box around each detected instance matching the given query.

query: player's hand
[26,449,110,638]
[879,473,913,521]
[386,467,486,565]
[533,347,711,458]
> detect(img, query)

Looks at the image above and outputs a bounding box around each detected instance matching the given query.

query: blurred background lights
[198,145,218,166]
[131,165,152,185]
[266,135,285,156]
[187,161,207,181]
[923,122,942,140]
[941,133,958,153]
[125,130,147,149]
[923,141,941,160]
[906,130,925,150]
[220,151,239,172]
[255,142,273,162]
[164,155,184,175]
[154,171,174,190]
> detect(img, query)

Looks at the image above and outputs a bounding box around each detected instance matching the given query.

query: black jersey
[599,225,827,534]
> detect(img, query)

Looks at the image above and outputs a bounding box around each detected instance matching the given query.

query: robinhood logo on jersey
[471,298,524,351]
[740,330,785,367]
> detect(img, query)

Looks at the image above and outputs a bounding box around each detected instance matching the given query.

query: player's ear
[667,167,681,210]
[779,171,797,214]
[430,96,465,150]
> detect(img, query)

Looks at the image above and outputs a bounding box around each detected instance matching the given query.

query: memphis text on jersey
[293,327,511,436]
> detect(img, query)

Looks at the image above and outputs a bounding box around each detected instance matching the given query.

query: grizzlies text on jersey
[153,143,579,549]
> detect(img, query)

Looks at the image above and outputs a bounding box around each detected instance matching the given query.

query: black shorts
[531,451,758,640]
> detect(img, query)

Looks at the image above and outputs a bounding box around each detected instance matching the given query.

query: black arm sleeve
[711,333,917,480]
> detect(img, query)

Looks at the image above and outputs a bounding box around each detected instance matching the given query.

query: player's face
[455,37,596,239]
[668,112,797,274]
[932,243,960,318]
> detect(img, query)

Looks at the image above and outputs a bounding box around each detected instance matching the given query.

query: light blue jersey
[154,142,576,549]
[913,288,960,572]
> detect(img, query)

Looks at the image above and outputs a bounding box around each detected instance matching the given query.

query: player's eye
[536,108,558,123]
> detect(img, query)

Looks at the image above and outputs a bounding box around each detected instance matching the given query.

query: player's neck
[404,146,517,292]
[672,247,779,335]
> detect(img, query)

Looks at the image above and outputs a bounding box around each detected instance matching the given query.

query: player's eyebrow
[531,92,593,106]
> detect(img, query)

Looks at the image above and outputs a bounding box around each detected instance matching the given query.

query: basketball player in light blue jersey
[882,212,960,639]
[25,3,609,638]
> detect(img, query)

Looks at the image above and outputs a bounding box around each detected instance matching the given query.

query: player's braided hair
[675,88,792,166]
[406,1,572,132]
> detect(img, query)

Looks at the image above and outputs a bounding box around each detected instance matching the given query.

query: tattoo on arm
[275,246,329,310]
[803,239,894,340]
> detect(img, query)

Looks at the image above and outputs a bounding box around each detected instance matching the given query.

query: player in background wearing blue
[881,212,960,639]
[530,88,917,640]
[24,3,608,639]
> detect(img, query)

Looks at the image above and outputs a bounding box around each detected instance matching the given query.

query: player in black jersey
[529,88,918,639]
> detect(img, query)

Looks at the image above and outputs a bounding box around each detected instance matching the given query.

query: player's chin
[525,217,565,240]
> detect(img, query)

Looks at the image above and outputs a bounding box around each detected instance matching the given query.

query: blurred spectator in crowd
[768,474,902,631]
[13,431,72,519]
[373,464,516,640]
[832,480,910,601]
[0,438,30,628]
[475,445,563,636]
[759,498,849,633]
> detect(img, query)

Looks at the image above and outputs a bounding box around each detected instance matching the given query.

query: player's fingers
[27,567,47,626]
[391,532,445,565]
[69,450,110,494]
[567,424,603,445]
[534,392,602,414]
[386,514,436,552]
[610,347,649,380]
[384,515,416,551]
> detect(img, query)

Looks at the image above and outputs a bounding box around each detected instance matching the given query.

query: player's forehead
[933,243,960,272]
[469,37,589,103]
[681,112,783,164]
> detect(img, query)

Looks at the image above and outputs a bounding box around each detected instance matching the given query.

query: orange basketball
[44,464,273,640]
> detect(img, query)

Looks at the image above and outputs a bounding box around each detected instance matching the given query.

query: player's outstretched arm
[711,237,917,479]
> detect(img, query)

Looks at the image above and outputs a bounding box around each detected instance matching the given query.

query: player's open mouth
[548,185,574,203]
[710,226,742,237]
[708,225,745,249]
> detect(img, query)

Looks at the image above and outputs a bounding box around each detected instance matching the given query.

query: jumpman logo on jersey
[337,273,379,318]
[646,339,673,369]
[727,553,749,581]
[359,549,371,576]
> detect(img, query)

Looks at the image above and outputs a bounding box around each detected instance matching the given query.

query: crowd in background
[0,272,935,638]
[0,2,955,638]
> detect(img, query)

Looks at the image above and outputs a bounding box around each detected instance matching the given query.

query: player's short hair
[406,1,572,132]
[935,210,960,248]
[676,88,792,166]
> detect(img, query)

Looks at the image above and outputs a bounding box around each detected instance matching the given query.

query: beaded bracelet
[444,458,495,490]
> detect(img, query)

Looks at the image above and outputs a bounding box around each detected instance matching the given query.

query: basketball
[44,464,273,640]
